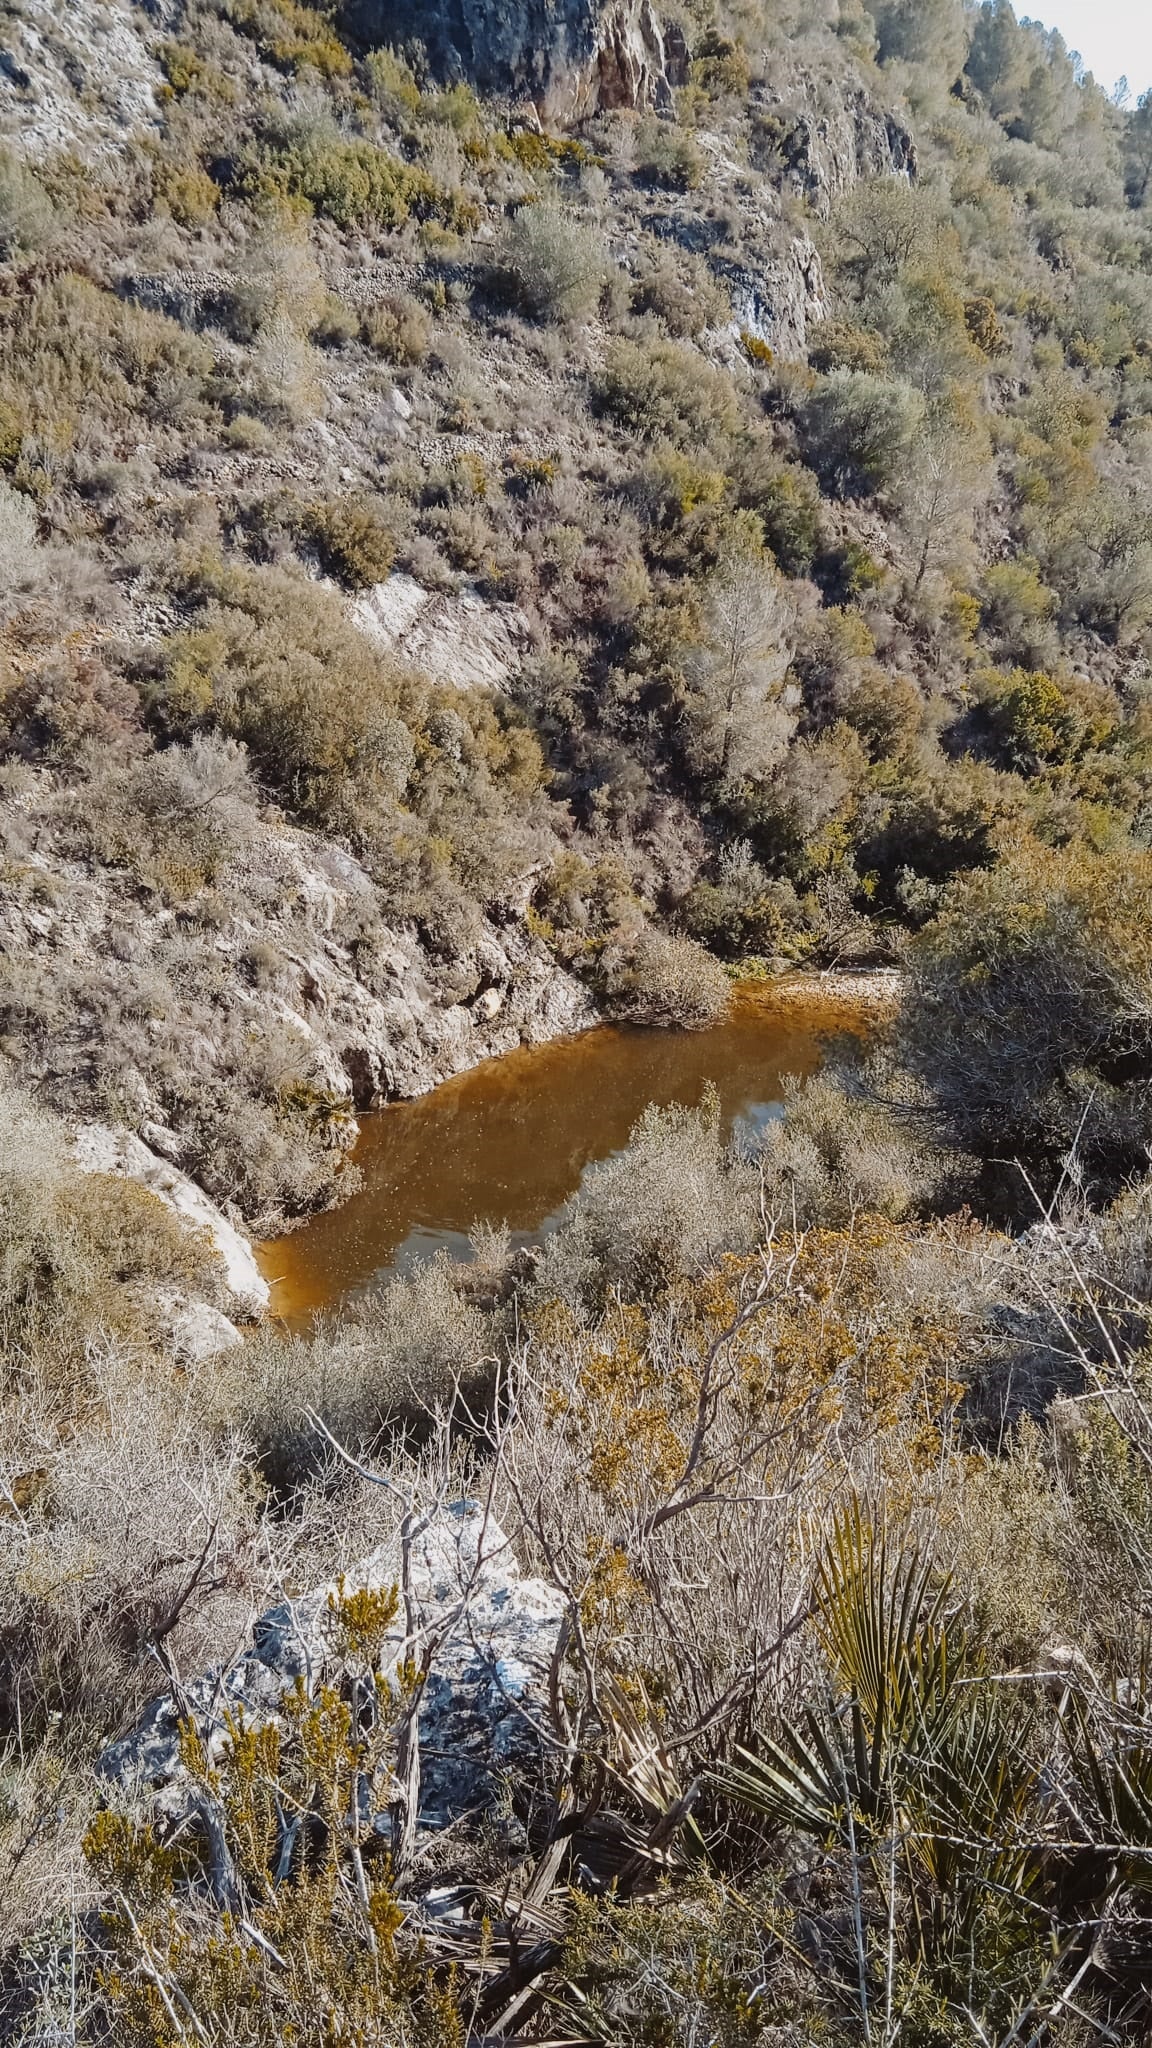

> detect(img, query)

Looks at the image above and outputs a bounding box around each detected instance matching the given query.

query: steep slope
[0,0,1149,1246]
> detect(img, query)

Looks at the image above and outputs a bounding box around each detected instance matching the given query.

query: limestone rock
[0,0,162,160]
[753,75,917,218]
[98,1502,566,1834]
[339,0,678,119]
[723,234,828,361]
[351,573,532,693]
[167,1299,246,1364]
[72,1125,270,1318]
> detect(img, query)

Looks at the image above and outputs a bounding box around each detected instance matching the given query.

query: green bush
[494,202,608,323]
[243,130,476,232]
[983,666,1119,771]
[150,562,415,825]
[799,370,926,499]
[902,842,1152,1191]
[224,0,353,78]
[595,338,740,447]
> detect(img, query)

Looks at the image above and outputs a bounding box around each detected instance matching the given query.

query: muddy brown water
[259,980,882,1325]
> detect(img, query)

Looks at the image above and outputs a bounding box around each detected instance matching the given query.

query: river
[259,976,887,1323]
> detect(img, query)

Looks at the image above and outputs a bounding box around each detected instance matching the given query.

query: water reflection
[260,982,871,1323]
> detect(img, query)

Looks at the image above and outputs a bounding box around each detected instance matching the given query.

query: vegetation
[5,0,1152,2038]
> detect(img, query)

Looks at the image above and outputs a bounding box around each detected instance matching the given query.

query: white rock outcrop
[0,0,161,160]
[99,1502,567,1834]
[167,1299,246,1364]
[352,574,532,694]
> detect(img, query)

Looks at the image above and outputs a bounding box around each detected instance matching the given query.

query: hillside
[3,0,1152,2040]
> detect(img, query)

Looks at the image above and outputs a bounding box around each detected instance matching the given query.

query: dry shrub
[758,1068,959,1225]
[54,734,258,897]
[151,562,417,826]
[303,494,396,589]
[532,1095,755,1309]
[0,1358,262,1735]
[360,292,430,364]
[0,1072,220,1396]
[495,202,608,324]
[216,1254,489,1481]
[600,927,730,1029]
[595,337,741,447]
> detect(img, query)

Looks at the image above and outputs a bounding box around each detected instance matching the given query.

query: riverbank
[758,967,904,1011]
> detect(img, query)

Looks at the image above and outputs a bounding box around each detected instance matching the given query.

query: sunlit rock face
[341,0,683,119]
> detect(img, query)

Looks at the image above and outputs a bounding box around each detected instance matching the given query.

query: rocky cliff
[340,0,682,118]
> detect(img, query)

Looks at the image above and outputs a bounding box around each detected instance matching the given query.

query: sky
[1027,0,1152,99]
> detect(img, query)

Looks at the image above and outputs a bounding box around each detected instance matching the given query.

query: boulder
[167,1299,246,1364]
[98,1502,566,1835]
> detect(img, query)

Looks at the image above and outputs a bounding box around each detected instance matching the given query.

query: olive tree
[496,201,608,324]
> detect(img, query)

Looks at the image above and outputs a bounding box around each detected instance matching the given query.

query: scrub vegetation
[5,0,1152,2039]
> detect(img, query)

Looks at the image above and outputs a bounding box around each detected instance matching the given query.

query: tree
[896,408,991,592]
[867,0,968,78]
[833,177,929,297]
[680,559,795,786]
[964,0,1029,119]
[496,201,608,324]
[1126,89,1152,208]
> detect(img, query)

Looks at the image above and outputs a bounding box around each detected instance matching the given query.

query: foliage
[599,927,731,1029]
[494,201,608,323]
[83,1643,463,2046]
[800,371,927,499]
[303,494,396,588]
[595,338,741,446]
[902,842,1152,1191]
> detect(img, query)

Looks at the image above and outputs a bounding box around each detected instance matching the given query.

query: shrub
[243,129,475,233]
[0,149,56,257]
[0,1074,219,1391]
[689,31,751,98]
[630,254,728,337]
[634,117,705,192]
[303,494,396,588]
[151,155,220,226]
[360,292,430,364]
[902,842,1152,1193]
[808,319,889,375]
[979,557,1057,664]
[799,371,926,499]
[224,0,353,78]
[0,274,213,436]
[680,844,807,961]
[599,927,730,1030]
[494,202,608,324]
[758,1069,956,1225]
[732,444,824,574]
[533,1093,751,1305]
[150,563,415,825]
[983,666,1119,771]
[595,338,740,447]
[964,293,1009,356]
